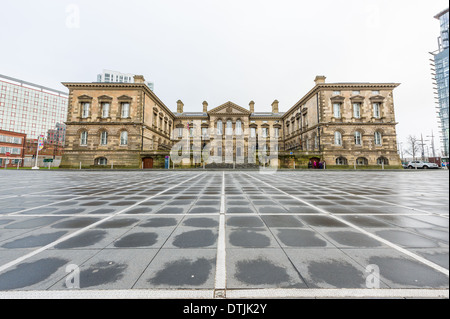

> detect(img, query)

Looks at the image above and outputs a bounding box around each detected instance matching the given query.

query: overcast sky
[0,0,448,155]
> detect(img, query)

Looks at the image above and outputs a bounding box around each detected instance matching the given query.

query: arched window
[226,120,233,135]
[100,131,108,145]
[336,157,348,165]
[236,120,242,135]
[354,131,362,145]
[356,157,368,165]
[217,120,223,135]
[334,131,342,145]
[377,157,389,165]
[95,157,107,165]
[374,131,382,145]
[120,131,128,145]
[80,131,88,146]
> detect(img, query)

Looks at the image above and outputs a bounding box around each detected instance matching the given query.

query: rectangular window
[373,103,381,118]
[333,103,341,118]
[100,131,108,145]
[101,103,110,118]
[262,127,268,138]
[81,103,90,118]
[121,103,130,118]
[274,127,279,138]
[353,103,361,118]
[250,127,256,138]
[333,91,341,95]
[178,127,183,138]
[202,127,208,138]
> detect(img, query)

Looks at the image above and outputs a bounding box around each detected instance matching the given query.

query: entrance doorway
[142,157,153,169]
[309,157,321,169]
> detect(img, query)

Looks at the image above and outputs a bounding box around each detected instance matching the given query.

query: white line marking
[0,288,447,299]
[244,173,450,277]
[0,173,203,275]
[214,171,227,291]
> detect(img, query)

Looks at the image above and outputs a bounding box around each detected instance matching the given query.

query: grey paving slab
[226,248,307,289]
[164,226,218,249]
[0,170,448,296]
[50,248,159,290]
[0,249,100,290]
[284,248,387,289]
[133,248,217,289]
[342,248,449,288]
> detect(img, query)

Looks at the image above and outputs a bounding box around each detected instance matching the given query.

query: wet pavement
[0,170,448,297]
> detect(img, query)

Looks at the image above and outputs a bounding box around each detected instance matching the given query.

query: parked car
[407,161,440,169]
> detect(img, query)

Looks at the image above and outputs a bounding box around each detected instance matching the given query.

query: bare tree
[405,135,420,161]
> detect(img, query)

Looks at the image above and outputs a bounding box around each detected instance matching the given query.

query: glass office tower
[0,74,68,140]
[432,8,449,157]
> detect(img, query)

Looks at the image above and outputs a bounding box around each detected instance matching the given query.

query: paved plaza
[0,170,448,298]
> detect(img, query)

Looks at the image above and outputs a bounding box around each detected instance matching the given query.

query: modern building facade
[431,8,449,157]
[61,75,402,168]
[0,74,69,141]
[47,122,66,146]
[97,69,155,91]
[0,129,26,168]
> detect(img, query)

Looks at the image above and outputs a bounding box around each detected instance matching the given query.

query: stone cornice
[284,82,400,120]
[62,82,176,120]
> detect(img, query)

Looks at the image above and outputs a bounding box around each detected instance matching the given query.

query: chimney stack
[202,101,208,113]
[249,101,255,113]
[271,100,279,114]
[177,100,184,113]
[314,75,326,85]
[134,75,145,84]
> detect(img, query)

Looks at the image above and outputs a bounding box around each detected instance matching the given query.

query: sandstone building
[60,75,401,168]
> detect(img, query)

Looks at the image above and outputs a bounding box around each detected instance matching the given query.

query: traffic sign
[43,159,53,163]
[5,152,10,156]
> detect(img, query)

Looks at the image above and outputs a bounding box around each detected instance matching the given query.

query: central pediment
[208,101,251,115]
